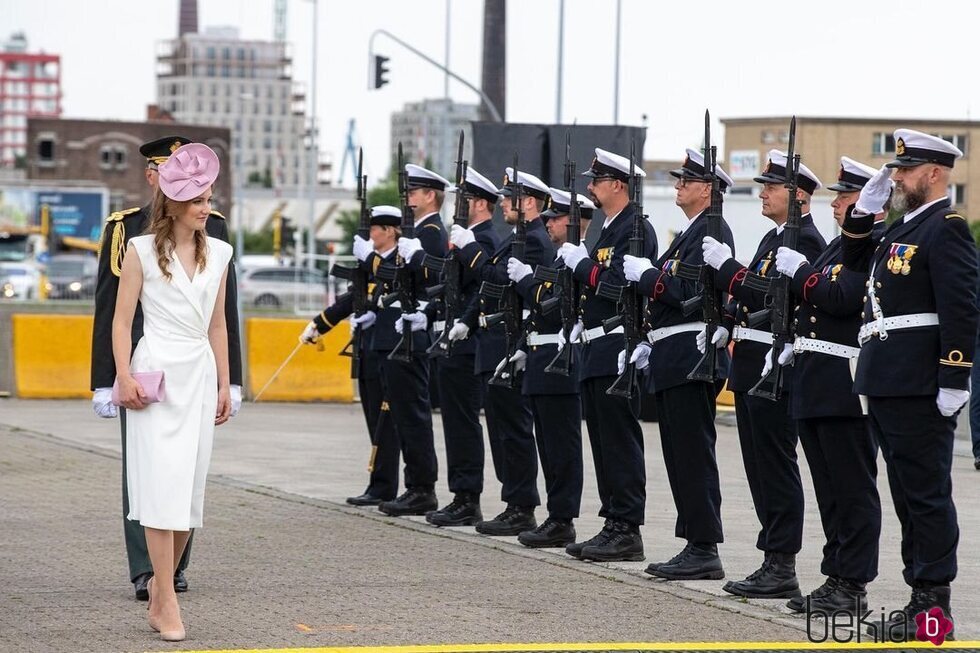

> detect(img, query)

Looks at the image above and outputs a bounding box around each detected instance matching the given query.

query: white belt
[858,313,939,344]
[731,326,775,345]
[433,320,447,332]
[389,300,429,310]
[793,336,860,359]
[647,322,704,344]
[580,325,624,343]
[527,332,561,346]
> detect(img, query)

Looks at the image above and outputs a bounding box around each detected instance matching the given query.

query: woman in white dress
[112,143,233,642]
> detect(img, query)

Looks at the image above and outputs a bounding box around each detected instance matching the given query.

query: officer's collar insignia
[896,138,906,156]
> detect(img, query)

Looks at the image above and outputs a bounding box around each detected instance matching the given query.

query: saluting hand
[855,165,894,216]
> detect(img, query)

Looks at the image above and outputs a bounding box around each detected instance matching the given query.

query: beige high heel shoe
[146,577,160,632]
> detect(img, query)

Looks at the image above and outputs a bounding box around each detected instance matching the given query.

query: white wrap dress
[124,234,234,531]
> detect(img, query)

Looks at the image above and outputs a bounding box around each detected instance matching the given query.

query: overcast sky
[9,0,980,184]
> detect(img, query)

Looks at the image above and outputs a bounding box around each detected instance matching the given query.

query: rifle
[534,131,580,376]
[329,148,369,379]
[595,141,647,399]
[421,131,468,357]
[745,116,802,400]
[386,143,419,363]
[479,153,527,388]
[681,110,725,382]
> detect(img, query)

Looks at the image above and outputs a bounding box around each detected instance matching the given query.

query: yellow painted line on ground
[164,640,980,653]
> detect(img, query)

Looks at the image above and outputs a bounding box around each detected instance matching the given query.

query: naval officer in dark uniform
[505,187,596,548]
[299,206,405,506]
[361,164,449,516]
[772,156,885,616]
[424,167,501,527]
[622,148,735,580]
[558,148,658,562]
[841,129,977,641]
[90,136,243,600]
[450,167,554,536]
[702,148,826,598]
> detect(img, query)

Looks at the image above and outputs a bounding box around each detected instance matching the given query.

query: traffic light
[373,54,390,89]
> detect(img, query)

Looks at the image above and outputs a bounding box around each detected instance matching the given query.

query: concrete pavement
[2,398,980,652]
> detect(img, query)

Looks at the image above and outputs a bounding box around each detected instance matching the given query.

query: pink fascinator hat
[158,143,220,201]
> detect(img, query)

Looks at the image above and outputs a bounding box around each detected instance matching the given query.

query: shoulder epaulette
[107,207,140,223]
[945,212,965,221]
[210,210,227,220]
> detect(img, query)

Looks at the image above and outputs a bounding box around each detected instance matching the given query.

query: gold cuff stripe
[320,311,334,328]
[841,228,871,239]
[469,250,483,268]
[940,359,973,368]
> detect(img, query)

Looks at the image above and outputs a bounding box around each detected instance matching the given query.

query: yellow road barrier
[246,318,354,402]
[13,314,93,398]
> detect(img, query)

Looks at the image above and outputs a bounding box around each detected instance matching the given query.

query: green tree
[243,227,275,254]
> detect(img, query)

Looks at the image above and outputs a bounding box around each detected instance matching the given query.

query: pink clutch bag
[111,371,166,406]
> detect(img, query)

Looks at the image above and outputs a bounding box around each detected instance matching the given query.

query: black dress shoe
[566,521,613,559]
[133,572,152,601]
[808,578,867,616]
[475,505,536,536]
[787,576,839,613]
[645,543,692,575]
[723,552,800,599]
[173,569,188,593]
[974,455,980,471]
[426,493,482,527]
[580,520,644,562]
[866,585,954,642]
[649,543,724,580]
[378,488,438,516]
[347,492,386,506]
[517,517,575,548]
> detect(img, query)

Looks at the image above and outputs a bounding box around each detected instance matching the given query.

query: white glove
[299,320,320,344]
[695,326,729,354]
[557,320,585,352]
[92,388,117,418]
[855,165,894,216]
[623,254,653,283]
[230,384,242,417]
[394,311,428,334]
[760,343,794,378]
[351,311,377,331]
[397,236,423,262]
[352,235,372,262]
[775,247,807,276]
[450,224,475,249]
[558,242,589,271]
[448,322,470,341]
[937,387,970,417]
[702,236,732,271]
[507,257,533,283]
[509,349,528,372]
[617,342,652,375]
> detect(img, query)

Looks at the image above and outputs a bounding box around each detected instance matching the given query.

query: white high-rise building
[390,98,479,181]
[155,26,309,189]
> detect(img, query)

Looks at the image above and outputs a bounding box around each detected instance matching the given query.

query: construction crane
[337,119,360,188]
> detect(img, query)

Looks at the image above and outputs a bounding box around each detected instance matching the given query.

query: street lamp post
[306,0,319,273]
[235,92,253,337]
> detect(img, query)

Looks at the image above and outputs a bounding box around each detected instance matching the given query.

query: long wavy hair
[145,187,208,281]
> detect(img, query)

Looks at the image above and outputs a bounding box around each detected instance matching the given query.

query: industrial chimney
[480,0,506,122]
[178,0,198,36]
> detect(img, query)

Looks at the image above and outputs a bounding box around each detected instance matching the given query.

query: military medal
[887,243,917,275]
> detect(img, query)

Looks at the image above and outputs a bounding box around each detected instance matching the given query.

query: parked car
[239,266,328,309]
[0,262,42,300]
[45,254,98,300]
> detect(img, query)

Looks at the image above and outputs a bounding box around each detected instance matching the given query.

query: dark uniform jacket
[786,223,885,419]
[637,209,734,392]
[442,219,499,357]
[365,248,431,353]
[313,291,354,334]
[459,217,553,374]
[90,204,243,390]
[572,203,658,381]
[515,258,580,396]
[715,213,826,393]
[841,198,978,396]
